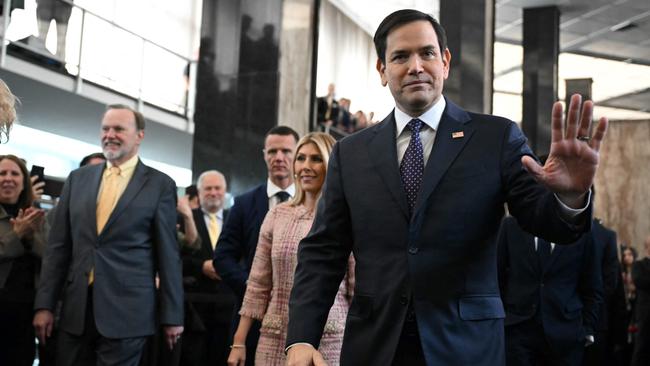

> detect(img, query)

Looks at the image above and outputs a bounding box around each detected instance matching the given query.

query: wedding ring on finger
[577,136,591,142]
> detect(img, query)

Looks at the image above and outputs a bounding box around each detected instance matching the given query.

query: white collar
[266,178,295,199]
[202,208,223,220]
[394,96,446,138]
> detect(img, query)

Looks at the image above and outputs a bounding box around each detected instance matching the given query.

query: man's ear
[442,48,451,80]
[136,130,145,144]
[376,58,387,87]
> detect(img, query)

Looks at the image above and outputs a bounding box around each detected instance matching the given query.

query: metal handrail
[0,0,197,118]
[59,0,193,63]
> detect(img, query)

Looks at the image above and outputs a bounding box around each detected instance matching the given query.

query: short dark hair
[0,154,34,209]
[185,184,198,199]
[106,104,145,131]
[79,152,106,167]
[373,9,447,65]
[265,125,299,143]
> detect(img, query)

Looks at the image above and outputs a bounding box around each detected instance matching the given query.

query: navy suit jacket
[34,160,183,338]
[212,183,268,298]
[497,216,603,356]
[591,219,619,331]
[286,99,590,365]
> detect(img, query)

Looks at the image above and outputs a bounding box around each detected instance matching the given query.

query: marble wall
[594,119,650,257]
[192,0,284,194]
[278,0,316,137]
[192,0,317,194]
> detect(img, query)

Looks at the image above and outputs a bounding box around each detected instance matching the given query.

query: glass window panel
[141,42,189,114]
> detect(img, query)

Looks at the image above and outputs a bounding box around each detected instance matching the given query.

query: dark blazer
[0,205,46,294]
[34,160,184,338]
[631,256,650,366]
[497,216,603,358]
[592,220,619,331]
[182,208,235,325]
[316,97,340,124]
[212,183,268,298]
[286,99,590,366]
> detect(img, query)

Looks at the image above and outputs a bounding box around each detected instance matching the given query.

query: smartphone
[30,165,45,183]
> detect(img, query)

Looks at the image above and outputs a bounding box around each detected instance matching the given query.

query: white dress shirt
[266,179,295,208]
[394,97,445,166]
[201,208,224,231]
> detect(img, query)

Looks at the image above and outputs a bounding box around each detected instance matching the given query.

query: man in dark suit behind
[316,83,339,127]
[286,9,608,366]
[213,125,298,365]
[179,170,235,366]
[583,218,621,366]
[631,235,650,366]
[497,216,603,365]
[33,105,184,366]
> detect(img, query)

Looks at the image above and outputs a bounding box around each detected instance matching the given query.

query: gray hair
[197,170,227,190]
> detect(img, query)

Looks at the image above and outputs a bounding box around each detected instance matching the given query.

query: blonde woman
[0,79,17,142]
[228,132,354,366]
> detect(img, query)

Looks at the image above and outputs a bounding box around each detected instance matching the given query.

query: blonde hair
[290,132,336,206]
[0,79,17,143]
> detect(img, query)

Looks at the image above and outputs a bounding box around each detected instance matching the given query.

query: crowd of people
[316,83,376,134]
[0,7,648,366]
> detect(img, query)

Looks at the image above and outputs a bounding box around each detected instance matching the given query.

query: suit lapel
[193,209,212,255]
[543,242,563,273]
[414,99,475,216]
[531,237,544,273]
[100,160,149,235]
[253,184,269,225]
[87,164,105,236]
[367,114,409,220]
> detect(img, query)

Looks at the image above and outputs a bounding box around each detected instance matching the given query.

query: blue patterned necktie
[400,119,424,215]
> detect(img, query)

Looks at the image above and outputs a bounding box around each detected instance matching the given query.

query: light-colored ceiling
[496,0,650,65]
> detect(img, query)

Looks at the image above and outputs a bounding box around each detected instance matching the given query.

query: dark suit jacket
[631,257,650,365]
[181,208,235,326]
[316,97,339,124]
[34,160,183,338]
[592,219,619,331]
[286,98,590,366]
[497,216,603,357]
[212,183,268,299]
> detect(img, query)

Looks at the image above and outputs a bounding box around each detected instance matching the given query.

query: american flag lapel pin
[452,131,464,139]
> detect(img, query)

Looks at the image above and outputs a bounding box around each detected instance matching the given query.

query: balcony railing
[0,0,197,119]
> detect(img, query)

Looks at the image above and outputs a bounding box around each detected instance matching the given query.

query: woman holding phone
[0,154,46,365]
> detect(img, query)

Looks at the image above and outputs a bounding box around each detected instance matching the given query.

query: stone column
[192,0,285,193]
[522,6,559,156]
[440,0,495,114]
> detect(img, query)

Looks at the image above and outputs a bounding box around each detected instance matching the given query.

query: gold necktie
[90,166,121,285]
[96,166,122,234]
[208,213,220,249]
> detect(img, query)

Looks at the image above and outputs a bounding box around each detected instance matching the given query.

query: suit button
[408,247,419,254]
[400,295,408,305]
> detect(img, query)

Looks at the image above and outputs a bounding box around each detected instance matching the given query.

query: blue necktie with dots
[400,119,424,215]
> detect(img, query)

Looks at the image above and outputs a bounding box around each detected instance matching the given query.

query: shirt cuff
[554,189,591,218]
[585,334,595,346]
[285,342,315,354]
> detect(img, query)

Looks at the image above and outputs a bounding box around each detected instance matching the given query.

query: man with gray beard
[33,104,184,366]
